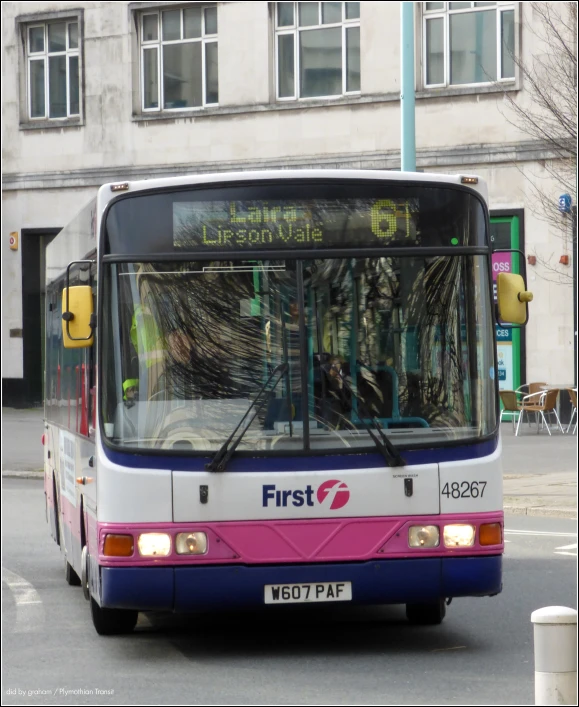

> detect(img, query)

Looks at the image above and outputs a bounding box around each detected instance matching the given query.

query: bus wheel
[90,597,138,636]
[64,555,81,586]
[406,599,446,625]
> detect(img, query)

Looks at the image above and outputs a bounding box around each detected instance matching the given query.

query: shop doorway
[490,212,526,396]
[21,228,60,406]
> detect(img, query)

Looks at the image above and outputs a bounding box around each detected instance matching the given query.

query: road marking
[2,567,45,633]
[555,543,577,557]
[505,530,577,538]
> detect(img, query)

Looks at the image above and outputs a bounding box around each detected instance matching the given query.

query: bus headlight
[443,524,475,547]
[176,532,208,555]
[408,525,439,548]
[137,533,171,557]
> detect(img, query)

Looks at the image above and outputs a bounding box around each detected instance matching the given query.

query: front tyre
[406,599,446,625]
[90,597,138,636]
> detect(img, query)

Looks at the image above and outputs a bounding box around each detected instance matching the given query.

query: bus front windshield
[101,255,496,453]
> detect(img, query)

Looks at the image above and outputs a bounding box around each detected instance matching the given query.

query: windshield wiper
[205,363,289,473]
[337,372,406,468]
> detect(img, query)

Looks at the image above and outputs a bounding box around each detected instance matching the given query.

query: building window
[275,2,361,100]
[140,5,218,111]
[423,2,515,88]
[26,20,80,119]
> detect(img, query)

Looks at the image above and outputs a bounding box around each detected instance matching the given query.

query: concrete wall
[1,1,541,173]
[2,187,97,379]
[2,1,575,388]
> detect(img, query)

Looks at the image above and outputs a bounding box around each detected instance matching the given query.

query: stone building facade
[2,1,576,406]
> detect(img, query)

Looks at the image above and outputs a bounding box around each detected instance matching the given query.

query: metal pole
[400,1,416,172]
[531,606,577,705]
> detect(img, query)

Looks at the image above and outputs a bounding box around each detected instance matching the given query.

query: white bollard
[531,606,577,705]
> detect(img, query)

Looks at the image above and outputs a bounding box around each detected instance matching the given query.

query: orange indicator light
[479,523,502,546]
[103,534,134,557]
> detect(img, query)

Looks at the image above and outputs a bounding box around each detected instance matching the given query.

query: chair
[516,382,547,398]
[567,389,577,435]
[516,388,564,436]
[514,383,547,430]
[499,390,521,431]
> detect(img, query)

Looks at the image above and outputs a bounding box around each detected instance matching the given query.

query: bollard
[531,606,577,705]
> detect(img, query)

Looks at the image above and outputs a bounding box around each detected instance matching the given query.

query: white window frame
[139,5,218,113]
[422,2,516,89]
[26,20,80,120]
[275,2,361,101]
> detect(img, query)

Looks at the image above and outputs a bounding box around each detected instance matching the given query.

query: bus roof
[47,169,488,285]
[46,196,97,287]
[97,169,488,207]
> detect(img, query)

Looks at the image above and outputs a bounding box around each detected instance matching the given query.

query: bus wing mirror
[62,285,94,348]
[496,273,533,325]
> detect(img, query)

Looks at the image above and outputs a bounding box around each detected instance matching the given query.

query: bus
[43,169,532,635]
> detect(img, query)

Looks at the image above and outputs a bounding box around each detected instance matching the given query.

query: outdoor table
[539,385,575,390]
[539,385,575,431]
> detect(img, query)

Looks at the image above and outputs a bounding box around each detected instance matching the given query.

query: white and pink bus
[43,170,532,634]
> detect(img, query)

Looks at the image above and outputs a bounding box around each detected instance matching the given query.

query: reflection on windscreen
[102,257,496,452]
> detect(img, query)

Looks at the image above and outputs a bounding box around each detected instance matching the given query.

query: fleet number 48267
[441,481,487,499]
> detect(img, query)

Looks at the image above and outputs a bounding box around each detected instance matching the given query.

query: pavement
[2,407,577,518]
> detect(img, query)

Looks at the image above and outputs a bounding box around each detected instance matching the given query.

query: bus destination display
[174,199,418,249]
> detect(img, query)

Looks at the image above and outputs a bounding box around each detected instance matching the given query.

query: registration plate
[264,581,352,604]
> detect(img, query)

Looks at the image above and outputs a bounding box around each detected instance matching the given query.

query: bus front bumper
[99,556,502,611]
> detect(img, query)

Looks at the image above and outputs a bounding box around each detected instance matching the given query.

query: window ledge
[19,118,84,131]
[132,92,400,123]
[131,83,521,124]
[417,82,518,100]
[16,9,83,23]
